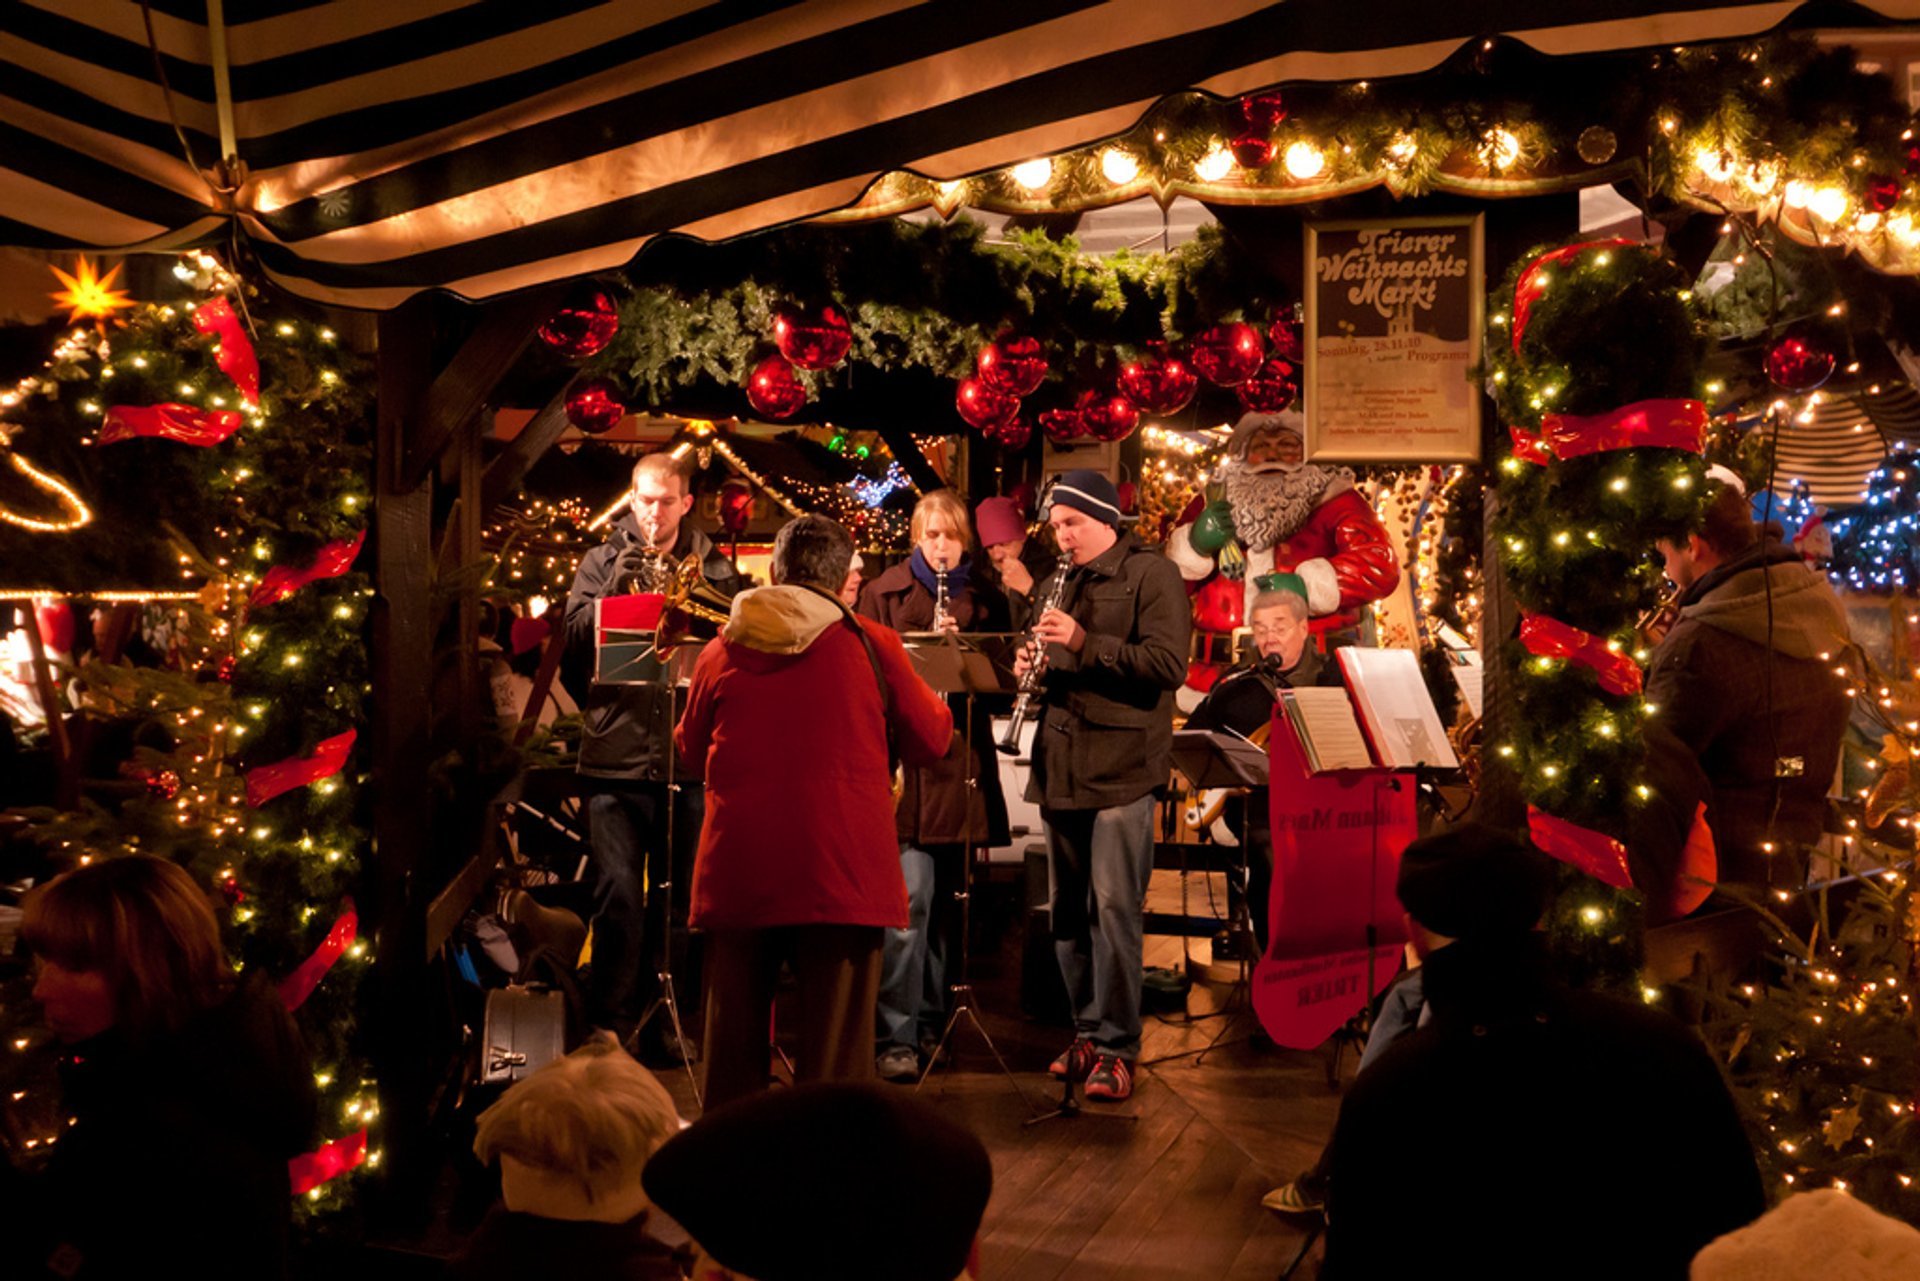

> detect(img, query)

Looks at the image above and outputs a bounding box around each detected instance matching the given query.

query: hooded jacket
[1645,541,1853,886]
[564,515,746,782]
[674,584,953,930]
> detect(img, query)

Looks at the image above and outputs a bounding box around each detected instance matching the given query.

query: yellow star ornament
[48,257,136,326]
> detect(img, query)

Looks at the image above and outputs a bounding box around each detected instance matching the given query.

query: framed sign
[1303,215,1484,463]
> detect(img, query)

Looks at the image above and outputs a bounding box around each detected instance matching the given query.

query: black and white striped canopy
[5,1,1919,309]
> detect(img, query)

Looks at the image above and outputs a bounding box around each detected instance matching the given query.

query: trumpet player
[564,452,746,1062]
[856,490,1010,1081]
[1015,470,1188,1101]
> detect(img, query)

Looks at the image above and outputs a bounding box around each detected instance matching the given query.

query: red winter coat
[675,585,953,930]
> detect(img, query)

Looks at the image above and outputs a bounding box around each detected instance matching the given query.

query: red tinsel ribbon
[244,728,356,807]
[250,530,365,608]
[1518,613,1643,696]
[192,297,259,406]
[1509,426,1551,467]
[1512,238,1634,352]
[1527,806,1633,890]
[99,402,242,447]
[288,1127,367,1196]
[1541,398,1708,461]
[279,899,357,1012]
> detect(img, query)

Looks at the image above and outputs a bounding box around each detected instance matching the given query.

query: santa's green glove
[1188,500,1237,555]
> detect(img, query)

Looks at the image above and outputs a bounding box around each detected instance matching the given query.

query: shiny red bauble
[718,478,755,535]
[537,287,620,361]
[1118,350,1199,415]
[956,377,1021,433]
[993,417,1034,451]
[1763,333,1836,393]
[746,355,808,420]
[773,304,853,370]
[1189,322,1266,386]
[1868,175,1903,214]
[977,334,1049,396]
[1077,389,1140,442]
[1236,357,1300,413]
[1237,92,1288,132]
[564,377,628,434]
[1229,133,1273,170]
[1038,408,1086,443]
[1267,316,1303,362]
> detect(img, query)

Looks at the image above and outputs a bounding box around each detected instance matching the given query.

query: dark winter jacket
[448,1209,683,1281]
[1021,533,1190,810]
[565,516,747,782]
[675,584,953,930]
[1323,932,1764,1280]
[29,974,317,1281]
[1645,540,1853,888]
[856,558,1011,848]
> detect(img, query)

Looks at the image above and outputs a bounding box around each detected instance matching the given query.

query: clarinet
[932,563,952,631]
[996,562,1071,756]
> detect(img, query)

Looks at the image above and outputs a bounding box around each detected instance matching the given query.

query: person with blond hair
[12,854,315,1281]
[856,489,1009,1080]
[450,1042,684,1279]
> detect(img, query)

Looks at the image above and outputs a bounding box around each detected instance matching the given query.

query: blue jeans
[584,781,704,1033]
[876,844,962,1050]
[1044,795,1156,1059]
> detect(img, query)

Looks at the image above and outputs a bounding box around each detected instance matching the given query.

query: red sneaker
[1085,1054,1133,1101]
[1048,1037,1093,1079]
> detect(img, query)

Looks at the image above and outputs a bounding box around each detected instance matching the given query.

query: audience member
[1321,824,1764,1279]
[450,1042,684,1280]
[974,494,1056,606]
[14,855,316,1280]
[642,1083,991,1281]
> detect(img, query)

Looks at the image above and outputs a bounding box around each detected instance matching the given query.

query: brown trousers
[700,924,884,1110]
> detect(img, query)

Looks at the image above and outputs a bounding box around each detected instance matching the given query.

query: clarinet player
[1014,470,1189,1101]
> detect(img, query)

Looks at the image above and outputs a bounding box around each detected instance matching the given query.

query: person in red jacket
[676,514,953,1109]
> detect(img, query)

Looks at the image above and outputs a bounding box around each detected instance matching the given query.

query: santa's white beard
[1221,460,1350,550]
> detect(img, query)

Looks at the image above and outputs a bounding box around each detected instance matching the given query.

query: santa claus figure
[1167,411,1398,693]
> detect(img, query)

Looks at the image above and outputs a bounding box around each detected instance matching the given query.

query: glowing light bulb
[1194,147,1234,182]
[1100,148,1140,185]
[1484,128,1521,171]
[1011,158,1053,191]
[1283,141,1326,180]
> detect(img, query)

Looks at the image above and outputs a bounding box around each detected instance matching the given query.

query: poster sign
[1252,712,1416,1049]
[1303,215,1484,462]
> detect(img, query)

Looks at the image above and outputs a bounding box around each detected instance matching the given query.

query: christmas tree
[1833,452,1920,594]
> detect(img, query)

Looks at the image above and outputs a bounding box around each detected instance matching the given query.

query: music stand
[900,632,1038,1115]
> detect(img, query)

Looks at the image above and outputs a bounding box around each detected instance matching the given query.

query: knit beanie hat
[1395,823,1552,940]
[974,495,1027,547]
[1048,469,1125,528]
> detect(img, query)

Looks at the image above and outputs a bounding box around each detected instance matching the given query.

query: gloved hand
[1188,499,1238,555]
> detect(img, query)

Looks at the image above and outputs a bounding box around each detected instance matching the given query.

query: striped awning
[1769,385,1920,507]
[5,1,1920,309]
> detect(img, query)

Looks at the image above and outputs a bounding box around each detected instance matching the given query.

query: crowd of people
[8,419,1913,1278]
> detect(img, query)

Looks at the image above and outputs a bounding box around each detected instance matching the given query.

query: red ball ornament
[218,874,246,906]
[773,304,853,370]
[1189,322,1265,386]
[1267,316,1303,362]
[215,655,237,683]
[993,418,1034,451]
[1077,389,1140,442]
[1763,333,1836,393]
[537,286,620,360]
[747,355,808,420]
[956,377,1021,433]
[1117,350,1198,415]
[1868,175,1902,214]
[977,334,1049,396]
[1038,408,1086,443]
[1906,145,1920,177]
[1236,357,1300,413]
[1237,92,1288,132]
[145,769,181,801]
[1229,132,1274,170]
[718,478,755,535]
[564,377,627,435]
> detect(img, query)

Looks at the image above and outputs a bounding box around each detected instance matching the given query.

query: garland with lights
[0,255,378,1217]
[1484,239,1714,981]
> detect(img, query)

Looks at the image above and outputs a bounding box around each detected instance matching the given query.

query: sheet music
[1451,659,1484,719]
[1281,687,1376,772]
[1336,646,1460,769]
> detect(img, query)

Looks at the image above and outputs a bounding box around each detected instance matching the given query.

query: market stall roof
[6,1,1919,309]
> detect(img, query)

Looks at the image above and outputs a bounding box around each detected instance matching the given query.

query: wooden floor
[651,880,1357,1281]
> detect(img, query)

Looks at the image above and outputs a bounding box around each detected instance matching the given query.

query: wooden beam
[481,376,579,514]
[399,286,563,491]
[875,421,944,493]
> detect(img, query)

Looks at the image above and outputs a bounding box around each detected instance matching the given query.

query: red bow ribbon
[1512,238,1634,353]
[99,403,242,447]
[250,530,365,607]
[1509,426,1551,466]
[244,728,356,807]
[1541,398,1707,461]
[288,1128,368,1196]
[279,899,358,1012]
[1519,613,1642,696]
[192,297,259,406]
[1527,807,1632,889]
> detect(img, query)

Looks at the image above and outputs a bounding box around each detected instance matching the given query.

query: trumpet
[996,562,1072,756]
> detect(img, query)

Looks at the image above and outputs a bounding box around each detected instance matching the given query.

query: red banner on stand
[1253,714,1416,1049]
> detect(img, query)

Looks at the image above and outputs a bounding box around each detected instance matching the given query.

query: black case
[479,983,568,1084]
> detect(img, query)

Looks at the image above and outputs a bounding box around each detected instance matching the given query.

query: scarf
[909,546,972,598]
